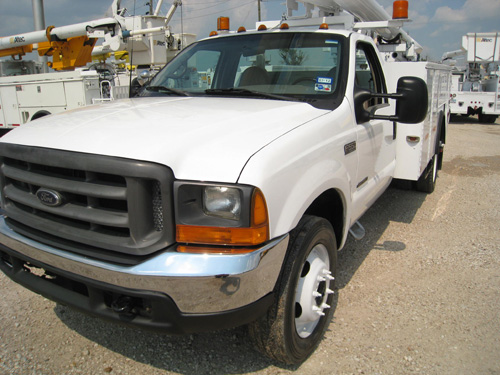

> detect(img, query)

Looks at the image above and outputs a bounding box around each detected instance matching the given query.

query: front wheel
[248,215,337,364]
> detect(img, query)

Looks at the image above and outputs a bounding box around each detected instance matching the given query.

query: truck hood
[1,96,329,182]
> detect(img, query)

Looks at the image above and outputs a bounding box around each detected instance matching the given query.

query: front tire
[248,215,337,364]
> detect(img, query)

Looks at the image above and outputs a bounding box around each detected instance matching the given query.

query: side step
[349,221,366,240]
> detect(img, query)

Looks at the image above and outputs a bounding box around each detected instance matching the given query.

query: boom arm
[0,18,118,50]
[0,0,182,71]
[442,49,466,62]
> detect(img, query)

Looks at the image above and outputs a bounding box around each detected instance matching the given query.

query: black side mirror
[394,77,428,123]
[354,76,428,124]
[353,88,373,123]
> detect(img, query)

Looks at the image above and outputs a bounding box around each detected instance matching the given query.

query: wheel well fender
[434,110,446,152]
[435,111,447,170]
[261,167,351,251]
[31,110,51,121]
[304,189,345,250]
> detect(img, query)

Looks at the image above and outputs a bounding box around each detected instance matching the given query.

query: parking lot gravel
[1,118,499,375]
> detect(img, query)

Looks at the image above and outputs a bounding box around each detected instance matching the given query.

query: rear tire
[248,215,337,364]
[416,154,438,193]
[478,114,498,124]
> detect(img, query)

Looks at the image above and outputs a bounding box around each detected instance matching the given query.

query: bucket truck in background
[0,0,194,132]
[443,32,500,124]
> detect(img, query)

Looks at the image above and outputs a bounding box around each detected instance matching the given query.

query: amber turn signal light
[176,188,270,246]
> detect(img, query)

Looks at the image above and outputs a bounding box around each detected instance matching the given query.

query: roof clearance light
[258,24,267,31]
[319,23,329,30]
[237,26,246,33]
[280,23,289,30]
[209,31,218,37]
[393,0,408,19]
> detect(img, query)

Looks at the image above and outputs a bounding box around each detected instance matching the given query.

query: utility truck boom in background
[443,32,500,123]
[0,0,194,132]
[0,0,451,364]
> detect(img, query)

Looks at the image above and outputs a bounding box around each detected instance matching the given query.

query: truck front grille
[0,144,175,264]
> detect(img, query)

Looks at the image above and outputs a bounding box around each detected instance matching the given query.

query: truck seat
[238,66,270,86]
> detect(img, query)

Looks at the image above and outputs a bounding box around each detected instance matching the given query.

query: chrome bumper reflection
[0,216,288,313]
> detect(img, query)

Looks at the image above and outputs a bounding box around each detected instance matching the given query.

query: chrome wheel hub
[294,244,334,338]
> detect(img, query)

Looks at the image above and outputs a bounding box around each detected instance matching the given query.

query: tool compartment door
[0,85,22,127]
[16,81,67,108]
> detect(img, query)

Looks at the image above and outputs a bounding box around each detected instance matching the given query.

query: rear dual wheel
[478,114,497,124]
[248,215,337,364]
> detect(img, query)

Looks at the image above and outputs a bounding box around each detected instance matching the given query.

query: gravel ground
[1,118,499,375]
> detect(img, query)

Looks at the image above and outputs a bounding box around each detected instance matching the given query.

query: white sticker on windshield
[315,77,333,92]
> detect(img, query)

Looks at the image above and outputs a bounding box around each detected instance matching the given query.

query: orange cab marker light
[280,23,289,30]
[209,31,218,37]
[237,26,246,33]
[258,24,267,31]
[319,23,329,30]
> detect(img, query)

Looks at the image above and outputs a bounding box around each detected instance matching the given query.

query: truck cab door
[351,42,396,220]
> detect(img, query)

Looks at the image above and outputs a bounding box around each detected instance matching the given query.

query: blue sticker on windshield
[315,76,333,92]
[317,77,332,84]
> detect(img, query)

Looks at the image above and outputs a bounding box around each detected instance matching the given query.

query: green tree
[279,48,306,65]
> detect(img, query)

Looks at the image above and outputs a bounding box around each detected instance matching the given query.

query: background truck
[0,69,110,132]
[443,32,500,123]
[0,0,450,364]
[0,0,194,130]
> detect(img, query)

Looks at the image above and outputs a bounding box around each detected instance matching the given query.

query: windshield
[146,32,346,109]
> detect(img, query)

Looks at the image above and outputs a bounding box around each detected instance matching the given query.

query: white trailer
[445,32,500,123]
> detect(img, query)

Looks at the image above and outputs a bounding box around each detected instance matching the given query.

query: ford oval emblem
[36,188,63,207]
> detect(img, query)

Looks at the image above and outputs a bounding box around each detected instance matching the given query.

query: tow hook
[111,295,135,315]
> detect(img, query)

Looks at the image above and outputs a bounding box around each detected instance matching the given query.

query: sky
[0,0,499,62]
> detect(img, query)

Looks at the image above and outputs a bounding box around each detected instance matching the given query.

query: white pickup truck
[0,23,450,363]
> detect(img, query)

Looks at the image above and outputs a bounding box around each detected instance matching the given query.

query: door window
[355,43,387,107]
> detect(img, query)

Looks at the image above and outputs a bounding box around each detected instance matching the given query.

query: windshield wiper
[145,85,189,96]
[205,88,295,102]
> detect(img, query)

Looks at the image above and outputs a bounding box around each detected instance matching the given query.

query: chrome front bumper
[0,216,288,314]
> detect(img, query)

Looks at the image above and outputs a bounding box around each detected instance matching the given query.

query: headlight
[175,182,269,247]
[203,186,241,220]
